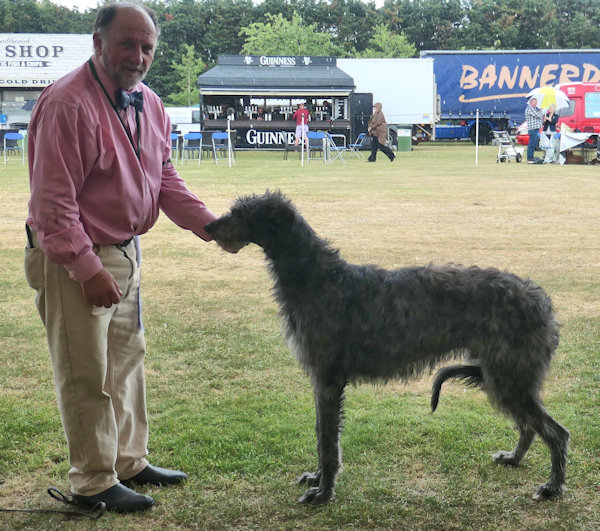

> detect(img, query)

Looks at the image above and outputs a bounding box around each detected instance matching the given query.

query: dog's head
[205,190,296,253]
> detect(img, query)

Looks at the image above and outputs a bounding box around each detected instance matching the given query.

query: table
[558,132,597,164]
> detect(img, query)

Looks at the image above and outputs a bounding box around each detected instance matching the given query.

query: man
[367,102,395,162]
[526,97,545,163]
[292,102,310,150]
[24,2,216,513]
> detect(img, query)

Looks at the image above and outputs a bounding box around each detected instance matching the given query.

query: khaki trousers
[24,231,149,496]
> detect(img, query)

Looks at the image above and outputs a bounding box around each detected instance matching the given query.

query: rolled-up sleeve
[158,161,218,241]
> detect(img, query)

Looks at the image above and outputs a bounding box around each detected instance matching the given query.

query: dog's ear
[267,204,295,234]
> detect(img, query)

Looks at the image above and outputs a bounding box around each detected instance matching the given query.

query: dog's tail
[431,364,483,412]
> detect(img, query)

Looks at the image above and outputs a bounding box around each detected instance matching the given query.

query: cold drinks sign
[0,34,92,87]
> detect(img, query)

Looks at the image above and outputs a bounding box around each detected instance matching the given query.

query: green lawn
[1,144,599,529]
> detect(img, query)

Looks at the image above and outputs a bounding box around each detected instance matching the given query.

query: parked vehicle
[420,49,600,144]
[164,106,201,136]
[516,82,600,146]
[337,58,436,147]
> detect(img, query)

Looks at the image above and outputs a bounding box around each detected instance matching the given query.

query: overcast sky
[51,0,384,14]
[52,0,99,10]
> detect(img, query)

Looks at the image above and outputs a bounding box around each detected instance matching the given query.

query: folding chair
[348,132,367,159]
[282,138,297,160]
[325,133,347,164]
[200,131,215,160]
[307,131,327,164]
[211,131,235,164]
[182,132,202,164]
[540,132,560,163]
[170,132,180,165]
[3,132,25,165]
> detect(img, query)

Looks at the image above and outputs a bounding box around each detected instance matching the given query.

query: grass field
[0,144,599,530]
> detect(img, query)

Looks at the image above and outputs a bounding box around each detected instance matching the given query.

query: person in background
[367,102,395,162]
[256,106,265,120]
[292,102,310,150]
[525,97,545,163]
[25,2,217,513]
[543,104,558,133]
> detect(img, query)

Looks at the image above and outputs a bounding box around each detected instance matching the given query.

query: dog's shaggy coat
[205,191,569,505]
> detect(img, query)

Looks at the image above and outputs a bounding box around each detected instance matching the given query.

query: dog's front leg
[297,385,322,487]
[298,380,345,505]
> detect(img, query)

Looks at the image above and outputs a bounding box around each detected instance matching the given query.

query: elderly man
[25,2,216,513]
[525,97,545,163]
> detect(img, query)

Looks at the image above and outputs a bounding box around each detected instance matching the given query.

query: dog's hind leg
[492,389,569,500]
[492,423,536,466]
[529,407,569,501]
[298,379,345,505]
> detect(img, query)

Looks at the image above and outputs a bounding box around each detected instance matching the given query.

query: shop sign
[220,55,337,67]
[0,34,92,87]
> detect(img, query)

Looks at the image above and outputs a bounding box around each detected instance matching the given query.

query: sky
[51,0,385,12]
[52,0,99,10]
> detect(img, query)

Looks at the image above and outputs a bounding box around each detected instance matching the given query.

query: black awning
[198,55,355,96]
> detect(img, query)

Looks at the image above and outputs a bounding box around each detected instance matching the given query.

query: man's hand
[81,268,123,307]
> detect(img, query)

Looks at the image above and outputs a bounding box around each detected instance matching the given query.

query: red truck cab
[558,82,600,133]
[516,82,600,145]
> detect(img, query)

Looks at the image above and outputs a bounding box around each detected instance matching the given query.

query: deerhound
[204,190,569,505]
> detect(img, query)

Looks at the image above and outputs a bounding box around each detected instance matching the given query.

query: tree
[359,24,416,58]
[314,0,382,57]
[165,43,206,107]
[239,12,343,56]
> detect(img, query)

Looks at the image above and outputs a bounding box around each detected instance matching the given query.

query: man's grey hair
[94,2,161,37]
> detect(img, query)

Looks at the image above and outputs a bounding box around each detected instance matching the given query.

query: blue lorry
[420,49,600,144]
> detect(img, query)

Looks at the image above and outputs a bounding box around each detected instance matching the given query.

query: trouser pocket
[24,226,44,291]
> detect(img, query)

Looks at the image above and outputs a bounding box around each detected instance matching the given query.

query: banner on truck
[422,50,600,122]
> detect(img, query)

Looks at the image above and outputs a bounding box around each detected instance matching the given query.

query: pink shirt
[27,56,217,283]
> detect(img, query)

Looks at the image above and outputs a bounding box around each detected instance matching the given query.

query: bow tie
[115,90,144,113]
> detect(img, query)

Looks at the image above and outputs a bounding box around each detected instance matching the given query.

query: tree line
[2,0,600,104]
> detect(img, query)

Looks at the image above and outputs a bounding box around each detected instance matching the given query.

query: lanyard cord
[88,58,141,160]
[0,487,106,520]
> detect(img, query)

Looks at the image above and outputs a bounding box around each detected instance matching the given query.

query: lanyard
[88,59,142,160]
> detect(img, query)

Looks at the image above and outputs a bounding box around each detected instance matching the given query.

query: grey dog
[204,190,569,505]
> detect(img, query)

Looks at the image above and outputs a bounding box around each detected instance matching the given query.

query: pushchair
[492,130,523,163]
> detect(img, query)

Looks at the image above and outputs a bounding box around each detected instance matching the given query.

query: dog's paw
[298,487,334,505]
[492,450,520,467]
[297,470,321,487]
[532,482,565,502]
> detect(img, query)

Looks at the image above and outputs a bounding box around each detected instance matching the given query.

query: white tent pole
[475,109,479,166]
[301,115,305,167]
[227,119,232,167]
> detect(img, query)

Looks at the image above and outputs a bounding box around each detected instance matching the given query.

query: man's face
[530,98,537,107]
[93,6,157,91]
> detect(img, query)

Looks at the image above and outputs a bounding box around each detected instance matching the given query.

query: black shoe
[73,483,154,514]
[124,464,187,487]
[367,159,375,162]
[389,154,395,162]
